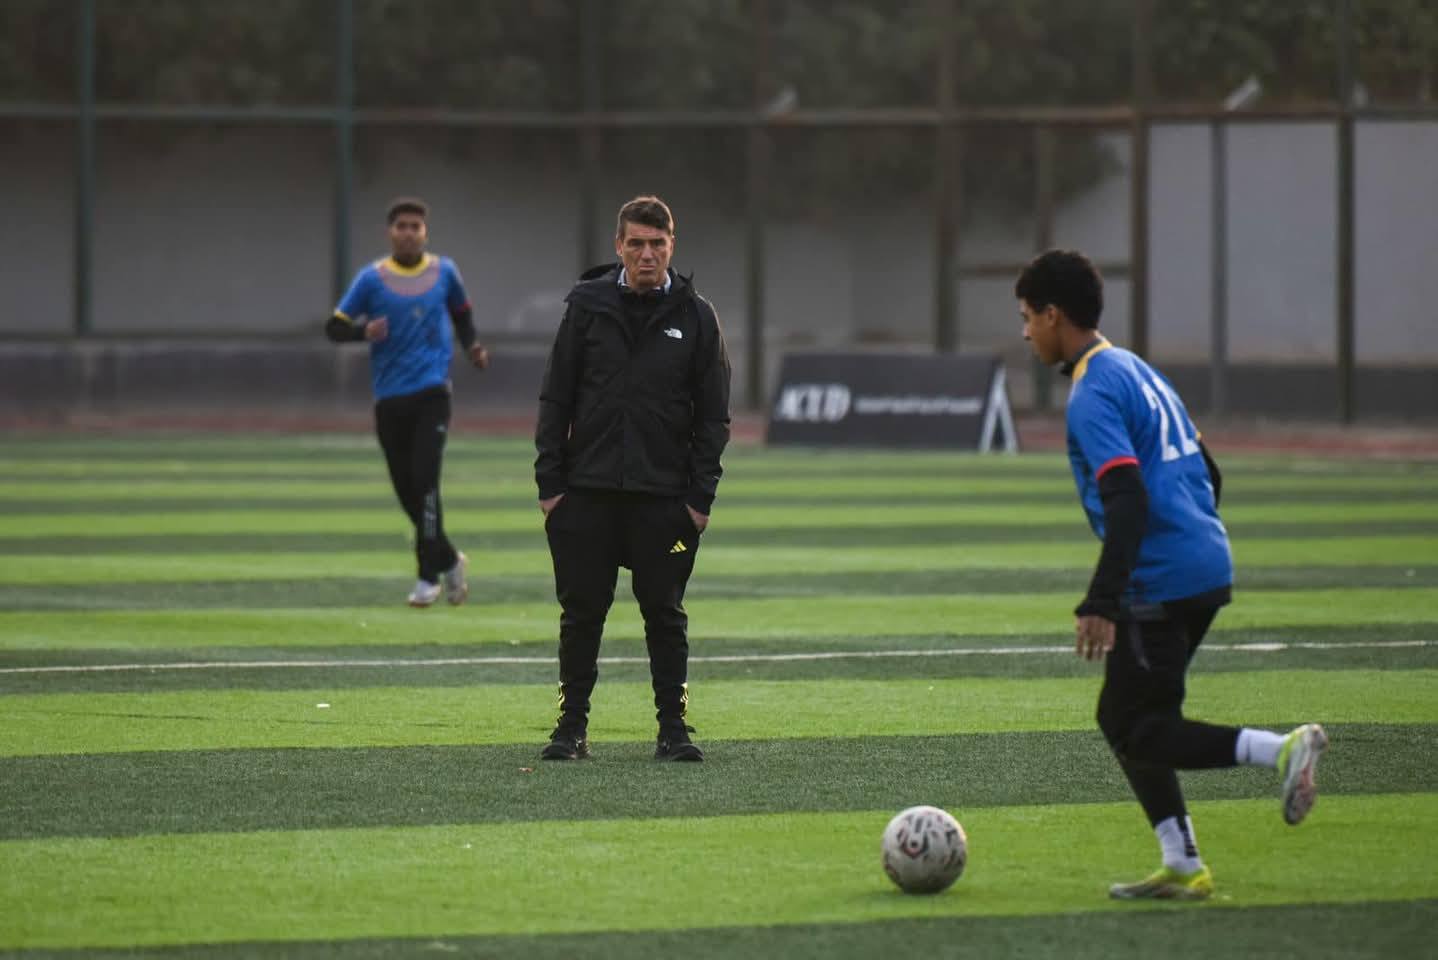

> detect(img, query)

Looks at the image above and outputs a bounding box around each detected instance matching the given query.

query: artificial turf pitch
[1,436,1435,957]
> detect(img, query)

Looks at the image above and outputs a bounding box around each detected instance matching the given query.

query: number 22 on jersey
[1137,374,1199,462]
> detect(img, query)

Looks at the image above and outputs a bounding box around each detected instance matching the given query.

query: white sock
[1235,728,1285,769]
[1155,816,1203,874]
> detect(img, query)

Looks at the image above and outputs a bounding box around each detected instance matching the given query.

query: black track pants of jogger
[374,385,459,583]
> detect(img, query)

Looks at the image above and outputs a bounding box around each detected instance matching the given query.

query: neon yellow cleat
[1278,723,1328,825]
[1108,865,1214,901]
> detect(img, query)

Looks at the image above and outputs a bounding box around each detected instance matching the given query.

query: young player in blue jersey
[1016,249,1327,901]
[326,198,489,607]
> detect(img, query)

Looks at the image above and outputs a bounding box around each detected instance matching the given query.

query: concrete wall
[2,118,1435,415]
[0,123,75,335]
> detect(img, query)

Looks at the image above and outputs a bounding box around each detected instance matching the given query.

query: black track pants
[1096,604,1243,827]
[545,489,702,728]
[374,386,459,583]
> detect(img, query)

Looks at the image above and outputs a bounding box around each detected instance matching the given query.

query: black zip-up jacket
[535,264,732,513]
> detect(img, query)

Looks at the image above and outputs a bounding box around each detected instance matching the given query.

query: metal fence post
[578,0,602,274]
[333,0,355,302]
[1128,0,1153,358]
[745,0,771,412]
[932,0,959,354]
[1336,0,1357,422]
[74,0,96,337]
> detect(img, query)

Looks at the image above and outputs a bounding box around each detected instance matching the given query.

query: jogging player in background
[1016,248,1327,901]
[534,195,731,763]
[326,197,489,607]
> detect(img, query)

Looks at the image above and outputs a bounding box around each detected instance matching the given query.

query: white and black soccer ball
[881,805,967,894]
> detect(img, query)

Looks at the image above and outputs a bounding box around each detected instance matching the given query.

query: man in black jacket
[534,195,731,763]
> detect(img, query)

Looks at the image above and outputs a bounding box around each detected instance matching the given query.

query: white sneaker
[407,579,441,608]
[442,552,469,606]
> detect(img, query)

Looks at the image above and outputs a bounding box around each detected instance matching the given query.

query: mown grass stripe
[5,525,1432,563]
[3,795,1435,949]
[4,440,1433,474]
[0,454,1076,478]
[6,471,1436,501]
[4,566,1436,612]
[13,485,1437,515]
[2,588,1434,652]
[2,670,1432,757]
[0,435,531,458]
[4,625,1437,694]
[5,900,1432,960]
[6,639,1433,674]
[5,539,1438,584]
[3,724,1430,841]
[7,500,1438,539]
[5,622,1426,667]
[5,631,1438,695]
[0,465,1382,494]
[17,478,1097,500]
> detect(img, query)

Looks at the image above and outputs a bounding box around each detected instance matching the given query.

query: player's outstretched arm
[448,304,488,369]
[331,270,375,342]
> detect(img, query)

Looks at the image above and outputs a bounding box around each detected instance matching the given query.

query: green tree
[2,0,1432,217]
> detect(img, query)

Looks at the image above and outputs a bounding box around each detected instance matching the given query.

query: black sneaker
[655,724,704,762]
[540,725,589,761]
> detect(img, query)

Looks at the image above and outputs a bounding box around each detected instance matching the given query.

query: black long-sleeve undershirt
[324,305,478,349]
[1075,464,1148,620]
[325,313,365,343]
[448,305,477,351]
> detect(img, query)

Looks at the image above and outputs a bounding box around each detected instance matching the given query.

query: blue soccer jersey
[335,254,471,400]
[1065,337,1233,605]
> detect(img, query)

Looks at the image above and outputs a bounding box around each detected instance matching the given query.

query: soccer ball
[881,805,967,894]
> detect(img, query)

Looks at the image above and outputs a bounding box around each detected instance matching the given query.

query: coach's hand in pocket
[686,504,708,533]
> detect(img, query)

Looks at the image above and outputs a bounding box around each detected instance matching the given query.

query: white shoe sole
[444,553,469,606]
[1282,723,1328,825]
[1108,881,1211,901]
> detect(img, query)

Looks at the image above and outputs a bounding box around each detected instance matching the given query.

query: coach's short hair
[1014,249,1104,330]
[386,197,429,224]
[616,195,674,238]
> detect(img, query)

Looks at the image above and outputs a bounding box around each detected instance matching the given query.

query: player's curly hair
[1015,249,1104,330]
[616,195,675,239]
[386,197,429,224]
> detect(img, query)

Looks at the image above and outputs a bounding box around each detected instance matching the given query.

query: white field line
[0,639,1433,676]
